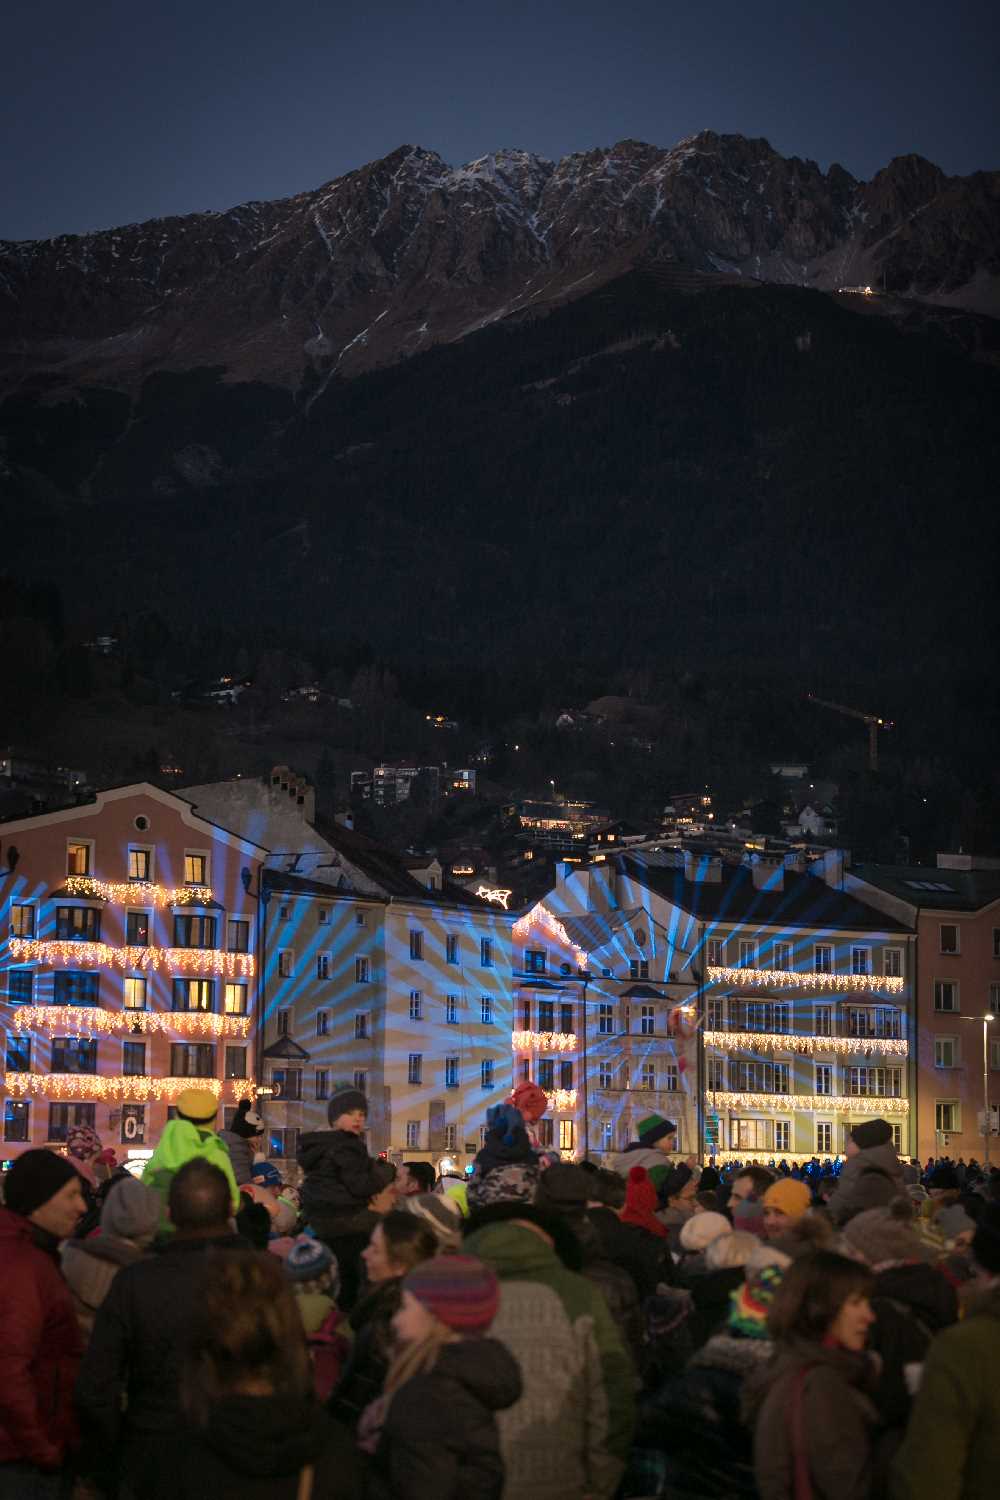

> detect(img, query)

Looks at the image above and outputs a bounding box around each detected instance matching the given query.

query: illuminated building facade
[0,784,265,1161]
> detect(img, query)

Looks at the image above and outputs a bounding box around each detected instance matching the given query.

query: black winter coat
[869,1261,958,1425]
[586,1206,674,1299]
[369,1338,522,1500]
[681,1264,746,1350]
[330,1277,403,1428]
[298,1129,383,1233]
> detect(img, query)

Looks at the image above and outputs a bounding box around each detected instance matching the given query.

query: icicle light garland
[703,1030,908,1057]
[706,966,904,994]
[64,876,215,907]
[544,1089,578,1111]
[511,1031,578,1052]
[706,1089,909,1114]
[11,1005,250,1039]
[512,905,588,970]
[8,938,254,978]
[2,1072,257,1103]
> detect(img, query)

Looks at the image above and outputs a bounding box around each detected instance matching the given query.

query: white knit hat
[680,1210,733,1253]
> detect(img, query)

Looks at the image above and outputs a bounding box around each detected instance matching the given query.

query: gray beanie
[326,1084,368,1125]
[100,1177,161,1242]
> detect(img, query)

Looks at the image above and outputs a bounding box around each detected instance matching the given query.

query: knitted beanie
[175,1089,219,1127]
[624,1164,659,1218]
[284,1234,336,1288]
[403,1254,499,1333]
[3,1149,80,1217]
[732,1196,766,1237]
[851,1118,894,1151]
[485,1103,526,1147]
[706,1230,760,1271]
[762,1178,812,1220]
[65,1124,103,1164]
[326,1084,368,1124]
[536,1162,589,1215]
[843,1200,927,1267]
[637,1113,676,1148]
[509,1081,548,1124]
[467,1163,540,1210]
[728,1263,785,1338]
[680,1210,733,1253]
[396,1192,464,1250]
[972,1202,1000,1275]
[100,1177,161,1242]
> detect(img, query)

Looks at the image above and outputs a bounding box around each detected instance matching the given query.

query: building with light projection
[527,848,915,1163]
[0,784,265,1162]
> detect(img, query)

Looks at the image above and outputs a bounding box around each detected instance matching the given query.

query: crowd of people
[1,1086,998,1500]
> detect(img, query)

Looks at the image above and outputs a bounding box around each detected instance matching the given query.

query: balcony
[706,964,903,995]
[8,937,254,978]
[706,1088,909,1114]
[544,1089,577,1111]
[2,1072,256,1103]
[703,1029,908,1058]
[10,1005,250,1040]
[64,875,214,907]
[511,1030,578,1051]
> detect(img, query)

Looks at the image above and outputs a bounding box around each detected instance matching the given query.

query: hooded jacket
[297,1128,383,1230]
[369,1337,522,1500]
[142,1119,240,1228]
[826,1143,905,1226]
[61,1232,149,1340]
[891,1281,1000,1500]
[0,1208,82,1469]
[141,1393,363,1499]
[868,1261,958,1425]
[604,1145,690,1199]
[465,1219,635,1500]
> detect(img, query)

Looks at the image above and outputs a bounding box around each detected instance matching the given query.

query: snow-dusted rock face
[1,131,997,392]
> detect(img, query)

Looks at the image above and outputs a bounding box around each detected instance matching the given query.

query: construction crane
[807,695,893,772]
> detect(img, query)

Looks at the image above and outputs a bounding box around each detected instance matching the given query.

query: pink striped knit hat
[402,1254,499,1333]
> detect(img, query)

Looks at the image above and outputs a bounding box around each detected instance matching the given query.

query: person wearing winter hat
[761,1177,812,1238]
[604,1113,679,1194]
[142,1087,240,1231]
[826,1117,905,1226]
[621,1165,669,1239]
[508,1080,548,1149]
[396,1191,464,1252]
[61,1176,160,1340]
[278,1235,349,1401]
[217,1097,264,1186]
[296,1083,386,1310]
[0,1150,86,1481]
[361,1256,521,1499]
[466,1161,540,1211]
[473,1102,536,1180]
[679,1210,733,1257]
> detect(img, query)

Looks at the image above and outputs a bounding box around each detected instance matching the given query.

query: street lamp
[959,1012,995,1168]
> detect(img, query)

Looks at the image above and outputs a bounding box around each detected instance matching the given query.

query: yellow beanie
[175,1089,219,1127]
[762,1178,812,1220]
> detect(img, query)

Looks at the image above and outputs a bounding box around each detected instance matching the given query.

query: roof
[262,1037,312,1062]
[853,863,1000,914]
[560,907,646,953]
[263,870,386,903]
[620,853,910,933]
[311,816,496,912]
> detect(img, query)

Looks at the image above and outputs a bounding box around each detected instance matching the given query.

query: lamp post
[959,1012,995,1168]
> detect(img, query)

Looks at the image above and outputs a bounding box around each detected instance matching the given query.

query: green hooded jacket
[142,1118,241,1230]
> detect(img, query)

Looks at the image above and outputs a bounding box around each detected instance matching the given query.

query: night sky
[4,0,998,241]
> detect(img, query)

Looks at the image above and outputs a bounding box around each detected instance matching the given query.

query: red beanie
[620,1164,669,1238]
[510,1081,548,1124]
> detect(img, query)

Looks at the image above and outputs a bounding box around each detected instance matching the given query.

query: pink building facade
[1,784,266,1162]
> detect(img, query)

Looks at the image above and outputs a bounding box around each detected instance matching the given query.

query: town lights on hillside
[706,966,904,995]
[703,1030,908,1057]
[65,876,214,906]
[9,937,254,978]
[12,1005,250,1040]
[4,1072,256,1103]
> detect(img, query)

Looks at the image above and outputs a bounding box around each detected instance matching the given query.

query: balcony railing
[706,1088,909,1114]
[703,1029,908,1057]
[10,1005,250,1040]
[2,1072,256,1103]
[8,937,254,978]
[544,1089,577,1111]
[511,1030,578,1051]
[706,965,904,995]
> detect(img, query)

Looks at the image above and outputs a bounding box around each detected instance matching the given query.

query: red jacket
[0,1207,82,1468]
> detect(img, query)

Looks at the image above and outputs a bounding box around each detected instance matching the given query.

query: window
[48,1102,95,1142]
[706,996,725,1031]
[934,1037,958,1069]
[444,1124,457,1151]
[481,937,494,968]
[56,906,102,942]
[816,1121,833,1154]
[520,1058,530,1081]
[538,1118,554,1148]
[560,1004,574,1035]
[227,919,250,953]
[524,949,546,974]
[772,941,792,971]
[706,1056,724,1090]
[990,983,1000,1017]
[598,1004,614,1035]
[66,840,92,876]
[125,911,150,946]
[846,1006,902,1039]
[409,930,424,961]
[939,924,959,955]
[356,910,367,927]
[446,934,459,964]
[707,936,725,966]
[847,1066,902,1097]
[744,1001,791,1034]
[934,981,958,1013]
[409,991,423,1021]
[851,947,872,976]
[317,907,330,926]
[596,1061,613,1089]
[775,1120,791,1153]
[128,847,151,881]
[406,1121,421,1149]
[738,941,757,969]
[640,1005,655,1035]
[730,1060,790,1094]
[481,996,494,1024]
[353,1070,367,1093]
[814,1005,832,1037]
[280,904,292,922]
[276,950,293,978]
[317,1010,329,1036]
[408,1053,423,1085]
[890,1123,902,1152]
[445,1056,459,1088]
[4,1100,29,1142]
[560,1059,573,1089]
[663,1063,679,1092]
[538,1000,555,1031]
[225,1046,248,1080]
[120,1104,145,1144]
[994,928,1000,959]
[815,1063,833,1096]
[935,1101,960,1134]
[272,1067,302,1101]
[629,960,649,981]
[883,948,903,978]
[733,1119,771,1152]
[559,1120,575,1152]
[445,995,459,1025]
[51,1037,99,1073]
[814,944,833,974]
[169,1042,215,1077]
[317,954,330,980]
[481,1059,495,1090]
[8,970,33,1005]
[10,904,36,938]
[123,976,146,1010]
[123,1039,146,1075]
[184,853,208,886]
[172,979,214,1013]
[355,1013,369,1039]
[601,1120,614,1151]
[53,972,99,1007]
[223,983,247,1016]
[355,957,370,984]
[277,1010,290,1037]
[538,1059,555,1089]
[173,913,217,949]
[5,1033,30,1071]
[269,1128,300,1159]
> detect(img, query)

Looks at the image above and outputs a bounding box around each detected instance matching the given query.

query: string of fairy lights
[703,1030,908,1057]
[3,1072,257,1103]
[706,1089,909,1114]
[11,1005,250,1040]
[511,1030,578,1052]
[8,937,254,977]
[706,965,904,995]
[64,876,215,907]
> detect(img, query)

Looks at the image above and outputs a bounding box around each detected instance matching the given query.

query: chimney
[812,849,845,889]
[748,854,784,891]
[784,851,807,874]
[683,851,723,883]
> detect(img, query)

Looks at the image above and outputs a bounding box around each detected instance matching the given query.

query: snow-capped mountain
[1,131,997,392]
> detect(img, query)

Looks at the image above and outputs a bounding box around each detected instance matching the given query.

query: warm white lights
[476,886,513,910]
[9,938,254,978]
[706,966,904,994]
[703,1030,908,1057]
[12,1005,250,1040]
[64,876,214,907]
[544,1089,578,1111]
[511,1030,578,1052]
[706,1089,909,1114]
[512,904,587,969]
[3,1073,256,1103]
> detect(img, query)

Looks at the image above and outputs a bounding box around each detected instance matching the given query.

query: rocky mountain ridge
[1,131,998,394]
